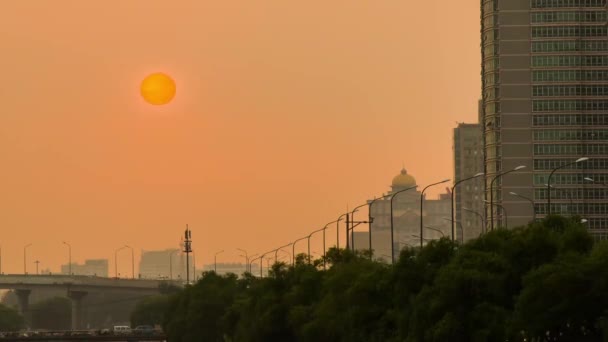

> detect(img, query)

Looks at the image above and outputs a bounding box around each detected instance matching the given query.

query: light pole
[485,200,509,229]
[307,228,324,264]
[424,226,445,237]
[585,177,608,187]
[246,253,259,274]
[390,185,418,264]
[442,218,464,243]
[547,158,588,215]
[214,250,224,273]
[292,236,308,265]
[237,248,248,272]
[320,220,339,269]
[34,260,40,275]
[336,213,347,249]
[269,243,292,265]
[124,245,134,279]
[349,203,370,252]
[23,243,32,275]
[509,192,536,222]
[463,207,486,234]
[451,173,484,242]
[420,179,451,248]
[114,246,127,278]
[490,165,526,231]
[62,241,72,275]
[368,194,391,259]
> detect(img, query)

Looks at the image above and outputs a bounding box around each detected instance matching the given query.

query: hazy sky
[0,1,480,275]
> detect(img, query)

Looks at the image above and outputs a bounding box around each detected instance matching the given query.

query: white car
[113,326,132,335]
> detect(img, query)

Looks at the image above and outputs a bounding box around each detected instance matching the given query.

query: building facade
[454,122,485,241]
[353,168,451,261]
[138,249,184,280]
[481,0,608,239]
[61,259,108,277]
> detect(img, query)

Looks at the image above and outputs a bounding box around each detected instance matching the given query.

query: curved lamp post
[214,250,224,273]
[24,243,32,275]
[62,241,72,275]
[485,200,509,229]
[390,185,418,264]
[124,245,135,279]
[490,165,526,231]
[292,236,308,266]
[336,213,348,249]
[509,192,536,222]
[307,228,325,264]
[114,246,127,278]
[463,207,486,235]
[424,226,445,237]
[320,220,339,269]
[451,173,484,242]
[547,157,587,215]
[274,243,292,264]
[420,179,451,248]
[368,194,391,259]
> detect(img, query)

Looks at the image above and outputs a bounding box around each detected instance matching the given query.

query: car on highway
[113,325,132,335]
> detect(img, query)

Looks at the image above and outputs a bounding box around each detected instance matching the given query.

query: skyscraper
[454,122,485,241]
[481,0,608,239]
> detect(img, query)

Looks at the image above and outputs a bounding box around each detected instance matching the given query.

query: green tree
[0,304,24,331]
[131,295,170,327]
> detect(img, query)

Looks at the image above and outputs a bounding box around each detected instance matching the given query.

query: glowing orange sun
[140,73,176,105]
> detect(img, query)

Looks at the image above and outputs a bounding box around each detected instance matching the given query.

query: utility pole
[183,226,192,285]
[34,260,40,275]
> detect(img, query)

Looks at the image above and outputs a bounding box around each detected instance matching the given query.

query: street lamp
[274,243,292,264]
[320,220,339,269]
[424,226,445,237]
[214,250,224,273]
[509,192,536,222]
[547,157,588,215]
[390,185,418,264]
[420,179,451,248]
[368,194,391,259]
[307,228,325,264]
[463,207,486,235]
[124,245,135,279]
[349,203,370,252]
[114,246,127,278]
[336,213,348,249]
[237,248,248,272]
[485,200,509,229]
[451,173,484,242]
[292,236,308,265]
[584,177,608,188]
[62,241,72,275]
[23,244,32,275]
[490,165,526,231]
[442,218,464,242]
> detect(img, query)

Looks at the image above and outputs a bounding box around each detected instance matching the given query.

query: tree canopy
[156,216,608,341]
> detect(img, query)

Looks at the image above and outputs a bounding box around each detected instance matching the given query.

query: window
[532,40,608,53]
[534,143,608,155]
[532,55,608,67]
[533,114,608,126]
[533,100,608,112]
[534,173,608,185]
[531,11,607,23]
[534,129,608,141]
[533,70,608,82]
[532,0,606,8]
[533,85,608,97]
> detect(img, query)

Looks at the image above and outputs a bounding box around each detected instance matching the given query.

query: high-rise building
[454,122,485,242]
[481,0,608,239]
[61,259,108,277]
[138,249,184,280]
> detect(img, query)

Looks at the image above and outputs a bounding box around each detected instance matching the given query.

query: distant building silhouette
[61,259,108,277]
[138,249,184,280]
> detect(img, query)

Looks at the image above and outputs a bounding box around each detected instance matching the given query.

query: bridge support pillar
[68,290,87,330]
[15,289,31,326]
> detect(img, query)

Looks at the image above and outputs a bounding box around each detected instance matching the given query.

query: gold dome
[392,168,416,188]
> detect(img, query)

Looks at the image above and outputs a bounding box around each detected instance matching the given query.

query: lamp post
[442,218,464,242]
[584,177,608,187]
[292,236,308,265]
[509,192,536,222]
[274,243,292,263]
[62,241,72,275]
[485,200,509,229]
[114,246,127,278]
[463,207,486,235]
[424,226,445,237]
[390,185,418,264]
[246,254,258,274]
[451,173,484,242]
[547,157,588,215]
[307,228,325,264]
[336,213,347,249]
[124,245,135,279]
[237,248,248,272]
[349,203,370,251]
[368,194,391,259]
[420,179,451,248]
[214,250,224,273]
[411,234,433,243]
[23,244,32,275]
[320,220,339,269]
[490,165,526,231]
[34,260,40,275]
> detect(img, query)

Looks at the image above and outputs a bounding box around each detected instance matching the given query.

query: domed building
[351,167,451,262]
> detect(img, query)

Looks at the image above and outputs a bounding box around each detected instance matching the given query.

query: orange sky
[0,1,480,275]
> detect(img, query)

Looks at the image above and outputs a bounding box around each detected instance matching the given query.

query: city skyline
[0,1,480,274]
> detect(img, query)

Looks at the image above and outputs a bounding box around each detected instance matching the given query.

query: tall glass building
[481,0,608,239]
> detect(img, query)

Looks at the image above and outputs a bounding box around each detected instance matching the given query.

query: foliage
[131,295,170,327]
[0,304,23,331]
[161,216,608,341]
[30,297,71,330]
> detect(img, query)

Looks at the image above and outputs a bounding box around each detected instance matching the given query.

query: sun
[140,73,176,105]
